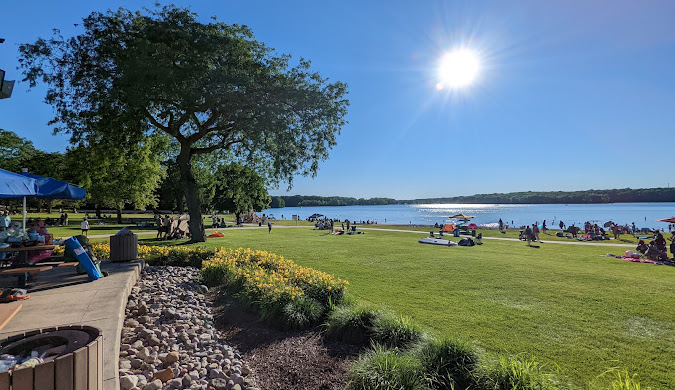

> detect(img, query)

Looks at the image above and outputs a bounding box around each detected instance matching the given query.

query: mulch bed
[212,293,360,390]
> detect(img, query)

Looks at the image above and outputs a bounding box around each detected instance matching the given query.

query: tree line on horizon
[270,188,675,208]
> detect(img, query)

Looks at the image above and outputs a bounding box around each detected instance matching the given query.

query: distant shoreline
[272,188,675,208]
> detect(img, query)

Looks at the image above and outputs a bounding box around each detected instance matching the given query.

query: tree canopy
[213,163,271,222]
[19,5,349,241]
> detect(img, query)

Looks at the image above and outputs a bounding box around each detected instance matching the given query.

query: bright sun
[437,49,481,90]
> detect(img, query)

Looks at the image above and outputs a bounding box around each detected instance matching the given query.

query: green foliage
[281,195,398,207]
[281,296,325,330]
[404,188,675,205]
[325,303,383,345]
[414,337,478,390]
[65,135,167,213]
[190,227,675,388]
[349,344,427,390]
[201,247,348,329]
[593,368,650,390]
[372,313,425,350]
[269,196,286,208]
[19,4,349,242]
[325,304,423,349]
[0,129,38,172]
[477,355,561,390]
[213,163,270,217]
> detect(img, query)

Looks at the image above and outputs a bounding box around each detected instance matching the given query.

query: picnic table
[0,244,57,266]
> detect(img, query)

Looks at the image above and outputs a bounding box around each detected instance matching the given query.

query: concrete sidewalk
[0,260,145,390]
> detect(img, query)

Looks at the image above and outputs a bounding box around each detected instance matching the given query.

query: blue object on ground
[64,237,102,281]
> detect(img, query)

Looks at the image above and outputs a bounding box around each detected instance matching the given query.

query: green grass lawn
[177,227,674,388]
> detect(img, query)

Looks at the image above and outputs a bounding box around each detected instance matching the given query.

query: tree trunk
[116,208,123,224]
[47,201,53,214]
[177,146,205,242]
[96,207,102,219]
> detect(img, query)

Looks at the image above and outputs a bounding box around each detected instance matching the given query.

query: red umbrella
[656,217,675,223]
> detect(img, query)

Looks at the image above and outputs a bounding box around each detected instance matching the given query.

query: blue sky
[1,1,674,199]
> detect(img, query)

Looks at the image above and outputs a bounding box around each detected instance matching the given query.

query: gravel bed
[118,266,258,390]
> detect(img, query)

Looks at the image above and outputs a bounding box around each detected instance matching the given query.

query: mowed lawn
[194,227,675,388]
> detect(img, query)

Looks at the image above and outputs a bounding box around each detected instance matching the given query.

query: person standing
[533,224,540,242]
[524,225,533,246]
[268,221,272,234]
[80,218,90,236]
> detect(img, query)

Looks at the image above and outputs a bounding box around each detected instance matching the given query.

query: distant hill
[401,188,675,204]
[270,188,675,208]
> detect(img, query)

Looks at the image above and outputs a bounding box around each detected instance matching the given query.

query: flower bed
[202,248,348,328]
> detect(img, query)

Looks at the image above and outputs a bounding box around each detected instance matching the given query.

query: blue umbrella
[0,168,39,229]
[0,168,38,198]
[18,172,86,200]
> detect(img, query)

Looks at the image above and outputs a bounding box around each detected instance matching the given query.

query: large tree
[19,5,349,242]
[212,163,271,223]
[65,135,166,222]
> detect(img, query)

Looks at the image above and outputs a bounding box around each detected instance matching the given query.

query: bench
[1,266,53,287]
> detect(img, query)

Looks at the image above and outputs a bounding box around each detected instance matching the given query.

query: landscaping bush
[349,344,427,390]
[372,313,425,349]
[325,303,423,349]
[477,355,562,390]
[592,368,650,390]
[414,337,478,390]
[201,247,348,329]
[325,303,383,345]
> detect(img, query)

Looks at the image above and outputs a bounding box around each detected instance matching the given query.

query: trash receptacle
[471,230,476,237]
[453,229,460,237]
[110,234,138,262]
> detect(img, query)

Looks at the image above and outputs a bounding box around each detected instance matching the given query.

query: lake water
[262,202,675,229]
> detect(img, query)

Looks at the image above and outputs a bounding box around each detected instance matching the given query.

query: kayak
[418,237,457,246]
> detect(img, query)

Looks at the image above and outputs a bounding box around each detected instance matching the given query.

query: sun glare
[437,49,481,90]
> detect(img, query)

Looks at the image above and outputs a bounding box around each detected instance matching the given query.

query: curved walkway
[100,223,636,249]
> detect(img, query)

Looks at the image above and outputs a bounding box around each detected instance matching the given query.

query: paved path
[86,224,636,248]
[356,227,637,248]
[0,260,144,390]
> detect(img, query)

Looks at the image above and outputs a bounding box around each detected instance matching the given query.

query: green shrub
[478,355,561,390]
[372,313,425,349]
[349,344,427,390]
[325,304,383,345]
[593,368,650,390]
[415,337,478,390]
[281,296,325,329]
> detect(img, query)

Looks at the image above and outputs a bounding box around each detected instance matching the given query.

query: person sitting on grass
[646,240,668,261]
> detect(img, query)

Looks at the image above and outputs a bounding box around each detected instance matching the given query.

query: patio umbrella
[0,168,39,229]
[18,172,86,200]
[603,221,614,228]
[0,168,37,198]
[656,217,675,224]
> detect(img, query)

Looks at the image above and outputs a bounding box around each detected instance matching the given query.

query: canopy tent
[1,169,86,229]
[18,172,86,200]
[0,168,38,198]
[656,217,675,224]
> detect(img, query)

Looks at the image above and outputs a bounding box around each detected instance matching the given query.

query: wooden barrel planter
[0,325,102,390]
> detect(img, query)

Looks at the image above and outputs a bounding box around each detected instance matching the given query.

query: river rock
[119,375,139,390]
[153,367,174,383]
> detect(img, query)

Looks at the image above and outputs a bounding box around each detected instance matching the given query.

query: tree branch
[191,139,243,155]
